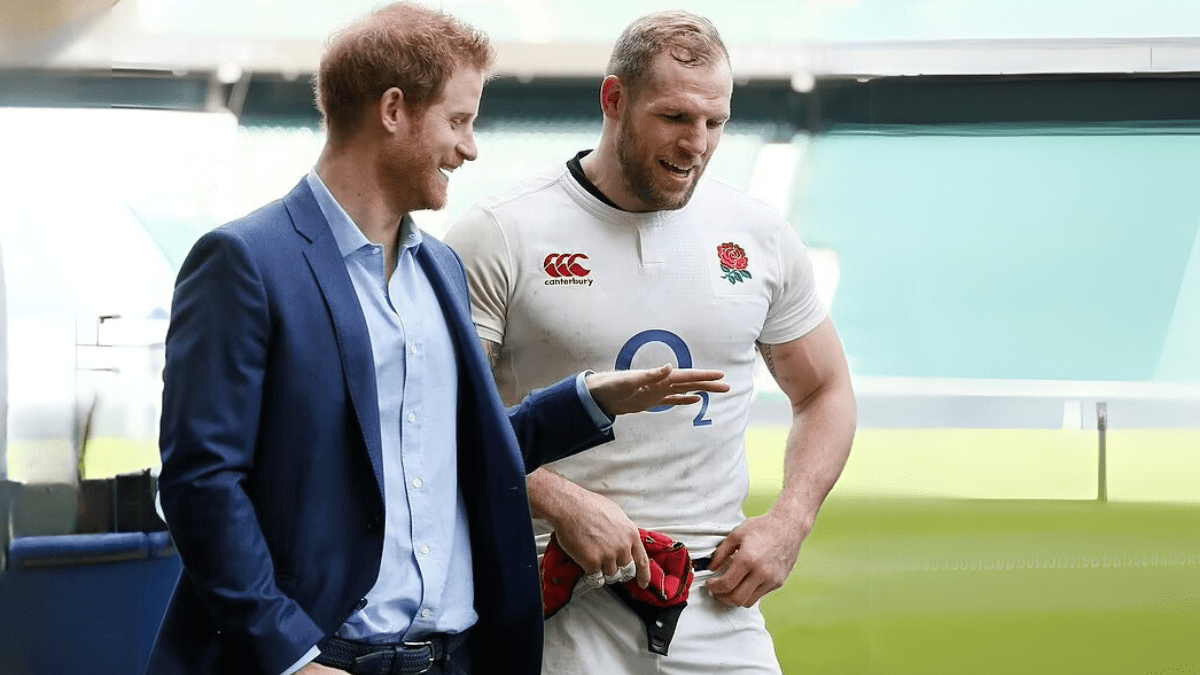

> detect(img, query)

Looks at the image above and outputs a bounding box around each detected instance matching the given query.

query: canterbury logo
[543,253,590,278]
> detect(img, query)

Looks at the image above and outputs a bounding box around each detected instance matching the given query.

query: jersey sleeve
[443,204,513,344]
[759,220,828,345]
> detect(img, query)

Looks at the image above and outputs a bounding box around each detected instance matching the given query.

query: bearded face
[610,55,732,212]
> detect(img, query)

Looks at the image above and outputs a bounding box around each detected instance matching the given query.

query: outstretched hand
[585,364,729,416]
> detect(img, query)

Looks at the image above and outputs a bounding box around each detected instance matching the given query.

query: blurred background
[0,1,1198,673]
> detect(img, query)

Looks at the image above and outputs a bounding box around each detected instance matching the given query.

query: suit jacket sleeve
[157,229,324,674]
[505,376,614,473]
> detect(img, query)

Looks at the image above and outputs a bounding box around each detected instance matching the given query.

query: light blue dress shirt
[285,170,613,675]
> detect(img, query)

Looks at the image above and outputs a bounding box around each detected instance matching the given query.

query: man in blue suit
[145,4,727,675]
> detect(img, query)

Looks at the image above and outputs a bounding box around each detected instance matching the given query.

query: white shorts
[541,572,782,675]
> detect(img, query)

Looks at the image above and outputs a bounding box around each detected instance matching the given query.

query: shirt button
[420,544,430,555]
[408,413,416,423]
[409,344,418,355]
[412,478,423,489]
[421,609,432,619]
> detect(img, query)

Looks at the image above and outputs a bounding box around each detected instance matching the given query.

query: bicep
[480,338,501,371]
[757,317,850,410]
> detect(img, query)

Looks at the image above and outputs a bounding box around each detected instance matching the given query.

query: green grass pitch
[745,427,1200,674]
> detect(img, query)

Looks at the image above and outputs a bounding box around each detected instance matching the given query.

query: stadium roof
[24,0,1200,77]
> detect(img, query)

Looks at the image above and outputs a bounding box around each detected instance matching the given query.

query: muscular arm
[756,319,856,535]
[481,338,501,370]
[706,316,856,607]
[527,466,651,585]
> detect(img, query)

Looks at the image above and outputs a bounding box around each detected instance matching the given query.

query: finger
[743,580,777,607]
[707,579,748,607]
[657,394,703,406]
[601,558,619,577]
[633,537,651,589]
[733,577,775,608]
[679,380,731,393]
[708,535,738,572]
[712,576,766,608]
[706,556,762,605]
[612,559,638,584]
[704,557,749,597]
[666,368,727,384]
[710,591,738,607]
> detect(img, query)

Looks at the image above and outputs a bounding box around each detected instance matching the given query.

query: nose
[459,129,478,162]
[677,122,707,157]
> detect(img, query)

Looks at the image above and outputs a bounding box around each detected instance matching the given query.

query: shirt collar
[306,168,423,258]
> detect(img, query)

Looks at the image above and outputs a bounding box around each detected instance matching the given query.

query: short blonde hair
[607,11,729,97]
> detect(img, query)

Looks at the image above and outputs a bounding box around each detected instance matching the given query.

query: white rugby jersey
[444,161,826,555]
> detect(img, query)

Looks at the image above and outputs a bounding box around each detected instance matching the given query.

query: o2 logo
[615,329,713,427]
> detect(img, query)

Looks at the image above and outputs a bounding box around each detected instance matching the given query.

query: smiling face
[613,52,732,212]
[383,65,484,213]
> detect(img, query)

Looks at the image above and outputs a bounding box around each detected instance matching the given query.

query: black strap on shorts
[314,630,469,675]
[606,556,712,657]
[607,583,687,657]
[605,556,714,657]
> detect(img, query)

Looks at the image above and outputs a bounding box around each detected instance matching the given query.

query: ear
[599,75,625,121]
[378,86,407,135]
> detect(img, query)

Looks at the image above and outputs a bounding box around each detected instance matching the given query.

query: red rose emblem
[717,242,752,284]
[717,242,748,270]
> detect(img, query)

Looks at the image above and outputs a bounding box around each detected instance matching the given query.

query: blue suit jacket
[146,179,610,675]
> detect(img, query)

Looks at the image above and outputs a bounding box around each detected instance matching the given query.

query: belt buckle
[402,640,436,675]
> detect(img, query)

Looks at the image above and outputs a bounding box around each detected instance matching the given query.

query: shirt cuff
[281,646,321,675]
[575,371,615,432]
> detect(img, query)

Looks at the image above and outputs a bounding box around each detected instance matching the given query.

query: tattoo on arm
[757,342,778,379]
[481,339,501,370]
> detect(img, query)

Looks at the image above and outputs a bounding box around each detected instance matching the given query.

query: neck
[582,129,652,213]
[579,133,629,208]
[316,143,406,254]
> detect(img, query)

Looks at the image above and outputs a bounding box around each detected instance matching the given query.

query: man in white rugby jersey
[445,10,856,674]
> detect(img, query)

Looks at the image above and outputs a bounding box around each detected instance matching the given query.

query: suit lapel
[283,180,386,500]
[416,240,491,388]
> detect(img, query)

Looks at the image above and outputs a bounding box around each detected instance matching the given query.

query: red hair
[315,2,493,142]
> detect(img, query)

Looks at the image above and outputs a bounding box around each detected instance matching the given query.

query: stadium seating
[0,531,180,675]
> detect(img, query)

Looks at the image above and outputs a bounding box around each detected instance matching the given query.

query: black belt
[692,556,712,572]
[315,631,469,675]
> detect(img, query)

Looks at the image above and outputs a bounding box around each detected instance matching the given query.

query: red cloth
[540,528,695,618]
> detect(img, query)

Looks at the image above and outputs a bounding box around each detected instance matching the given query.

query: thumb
[633,535,651,589]
[707,532,740,573]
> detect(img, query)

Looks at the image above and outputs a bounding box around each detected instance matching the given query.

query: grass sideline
[747,427,1200,502]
